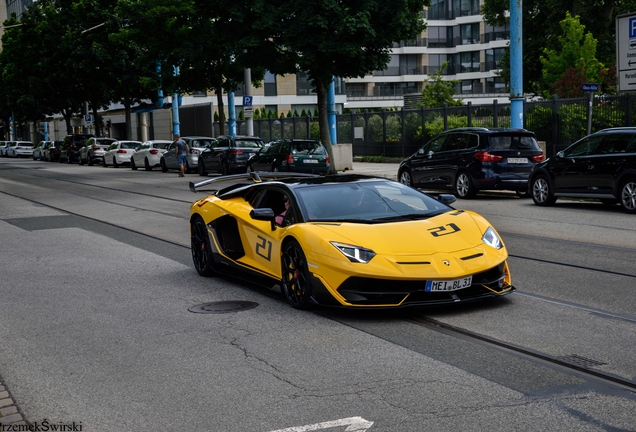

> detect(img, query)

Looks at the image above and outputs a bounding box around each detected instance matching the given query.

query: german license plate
[425,276,473,292]
[303,159,319,164]
[507,158,528,164]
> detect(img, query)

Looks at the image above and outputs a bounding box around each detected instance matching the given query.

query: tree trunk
[62,108,73,135]
[314,77,337,174]
[124,97,133,140]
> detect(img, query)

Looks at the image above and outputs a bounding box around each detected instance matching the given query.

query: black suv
[60,134,95,163]
[198,135,264,176]
[398,127,544,198]
[246,139,330,174]
[529,127,636,213]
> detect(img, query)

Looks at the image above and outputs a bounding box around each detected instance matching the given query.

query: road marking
[268,416,374,432]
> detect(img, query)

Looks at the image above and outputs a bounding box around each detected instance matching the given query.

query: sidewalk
[340,162,400,180]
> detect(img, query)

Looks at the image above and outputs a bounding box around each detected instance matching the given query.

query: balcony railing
[482,31,510,43]
[373,66,427,77]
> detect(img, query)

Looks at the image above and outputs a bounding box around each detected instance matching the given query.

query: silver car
[33,141,51,160]
[130,140,172,171]
[160,136,213,173]
[79,137,117,166]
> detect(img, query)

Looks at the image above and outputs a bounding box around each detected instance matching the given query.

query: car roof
[190,173,389,197]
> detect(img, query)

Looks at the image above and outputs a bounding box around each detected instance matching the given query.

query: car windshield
[294,180,452,223]
[292,142,325,155]
[235,139,263,149]
[489,135,538,150]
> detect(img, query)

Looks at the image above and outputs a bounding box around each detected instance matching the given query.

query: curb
[0,380,28,428]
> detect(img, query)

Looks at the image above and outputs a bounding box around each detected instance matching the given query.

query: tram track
[4,167,636,391]
[406,315,636,394]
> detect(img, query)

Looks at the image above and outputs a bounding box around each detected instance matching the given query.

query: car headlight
[331,242,376,263]
[482,226,503,249]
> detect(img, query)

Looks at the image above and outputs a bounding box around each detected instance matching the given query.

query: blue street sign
[242,96,253,107]
[84,115,93,122]
[582,83,599,92]
[630,17,636,38]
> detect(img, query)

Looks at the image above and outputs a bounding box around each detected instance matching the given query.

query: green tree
[482,0,636,95]
[540,12,606,98]
[420,62,463,108]
[251,0,429,173]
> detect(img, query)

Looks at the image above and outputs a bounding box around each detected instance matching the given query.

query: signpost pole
[587,91,593,135]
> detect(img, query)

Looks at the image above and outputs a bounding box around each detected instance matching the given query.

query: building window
[459,79,483,94]
[486,77,507,93]
[264,71,277,96]
[484,23,510,43]
[460,23,479,45]
[373,82,418,97]
[460,52,480,73]
[485,48,506,71]
[296,71,315,95]
[346,83,367,97]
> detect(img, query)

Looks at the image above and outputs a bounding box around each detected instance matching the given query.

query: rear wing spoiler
[189,172,320,193]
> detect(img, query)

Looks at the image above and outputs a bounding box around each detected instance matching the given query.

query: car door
[409,134,447,187]
[240,187,295,278]
[207,137,229,172]
[258,142,282,171]
[553,134,605,194]
[163,142,178,169]
[590,133,635,195]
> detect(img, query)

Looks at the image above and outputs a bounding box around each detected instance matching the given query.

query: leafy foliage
[420,62,462,108]
[540,13,606,99]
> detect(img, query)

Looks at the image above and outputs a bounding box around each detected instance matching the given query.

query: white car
[130,140,172,171]
[102,140,142,167]
[6,141,34,158]
[33,141,51,160]
[0,142,10,157]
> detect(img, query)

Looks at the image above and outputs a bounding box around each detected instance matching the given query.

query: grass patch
[357,155,403,163]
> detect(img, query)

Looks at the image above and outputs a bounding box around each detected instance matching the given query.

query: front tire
[191,216,216,276]
[131,158,137,170]
[280,239,314,310]
[221,160,230,176]
[399,169,413,186]
[531,175,556,206]
[619,177,636,214]
[455,171,477,199]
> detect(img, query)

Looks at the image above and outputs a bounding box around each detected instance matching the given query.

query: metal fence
[217,93,636,159]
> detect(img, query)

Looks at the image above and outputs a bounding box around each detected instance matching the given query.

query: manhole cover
[189,301,259,314]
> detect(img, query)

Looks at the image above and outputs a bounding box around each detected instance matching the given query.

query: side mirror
[250,208,277,231]
[417,148,425,155]
[427,151,434,159]
[436,194,457,205]
[556,151,564,158]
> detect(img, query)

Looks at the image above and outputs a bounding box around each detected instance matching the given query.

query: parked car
[160,136,213,173]
[398,127,545,198]
[0,141,9,157]
[60,134,95,163]
[102,140,142,167]
[130,140,172,171]
[197,135,264,176]
[44,140,63,162]
[6,141,34,158]
[529,127,636,213]
[33,141,51,160]
[79,137,117,166]
[246,139,330,175]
